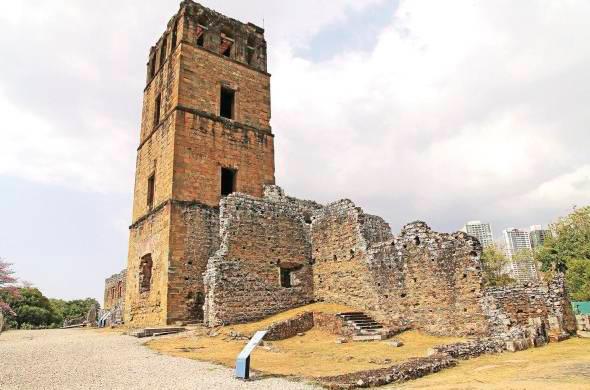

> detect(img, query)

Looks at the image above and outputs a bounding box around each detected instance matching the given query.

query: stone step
[130,327,185,338]
[352,334,386,341]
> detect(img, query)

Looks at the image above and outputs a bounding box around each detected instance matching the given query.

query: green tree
[536,206,590,299]
[565,258,590,301]
[0,288,60,328]
[480,244,515,287]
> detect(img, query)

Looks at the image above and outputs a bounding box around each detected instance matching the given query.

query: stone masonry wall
[311,200,386,317]
[167,202,219,323]
[483,272,577,340]
[125,206,171,327]
[102,269,127,311]
[203,190,319,325]
[311,200,488,336]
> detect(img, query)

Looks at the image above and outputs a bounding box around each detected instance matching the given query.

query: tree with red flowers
[0,258,19,315]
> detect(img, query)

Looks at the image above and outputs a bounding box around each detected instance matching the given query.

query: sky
[1,0,589,302]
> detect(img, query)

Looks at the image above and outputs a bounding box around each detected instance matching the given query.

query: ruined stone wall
[368,223,489,336]
[311,200,385,315]
[103,269,127,319]
[203,192,317,325]
[483,273,577,339]
[125,206,171,327]
[167,202,219,323]
[311,200,489,336]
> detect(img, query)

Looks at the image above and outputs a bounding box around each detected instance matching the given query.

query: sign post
[235,330,268,380]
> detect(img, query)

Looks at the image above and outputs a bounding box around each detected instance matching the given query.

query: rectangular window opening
[221,168,236,196]
[280,268,292,288]
[196,25,206,47]
[220,36,233,57]
[246,47,255,65]
[154,94,161,126]
[220,87,234,119]
[147,174,155,209]
[149,58,156,79]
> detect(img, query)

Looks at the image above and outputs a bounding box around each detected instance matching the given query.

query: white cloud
[272,0,590,229]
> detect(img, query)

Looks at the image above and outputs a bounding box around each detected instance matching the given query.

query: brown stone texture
[125,0,274,327]
[203,191,318,325]
[483,272,578,340]
[167,202,219,323]
[103,269,127,324]
[311,200,488,337]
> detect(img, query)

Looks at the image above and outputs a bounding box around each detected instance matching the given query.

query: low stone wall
[313,312,353,337]
[577,315,590,331]
[264,312,315,341]
[317,355,457,389]
[428,339,505,360]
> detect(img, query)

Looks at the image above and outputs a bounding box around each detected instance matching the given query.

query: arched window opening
[139,254,153,293]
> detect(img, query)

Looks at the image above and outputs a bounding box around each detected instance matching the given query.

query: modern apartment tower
[530,225,550,249]
[503,228,538,283]
[462,221,494,248]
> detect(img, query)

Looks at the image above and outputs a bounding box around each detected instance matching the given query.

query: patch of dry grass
[146,304,463,378]
[394,337,590,389]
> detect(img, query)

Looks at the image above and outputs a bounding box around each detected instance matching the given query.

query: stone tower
[125,0,275,326]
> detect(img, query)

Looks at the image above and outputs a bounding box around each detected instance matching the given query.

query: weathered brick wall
[103,269,127,314]
[125,206,171,327]
[172,111,275,208]
[370,223,489,336]
[311,200,384,315]
[203,192,317,325]
[483,272,577,339]
[311,200,489,336]
[167,202,219,323]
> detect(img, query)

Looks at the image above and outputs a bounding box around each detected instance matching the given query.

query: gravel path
[0,329,318,390]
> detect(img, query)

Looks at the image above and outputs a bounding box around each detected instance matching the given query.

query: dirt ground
[147,303,464,377]
[395,337,590,389]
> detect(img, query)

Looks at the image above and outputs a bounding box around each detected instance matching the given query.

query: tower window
[221,168,236,196]
[220,34,233,57]
[154,94,161,126]
[220,87,234,119]
[280,268,292,288]
[171,21,178,48]
[196,25,205,47]
[139,254,153,293]
[147,174,155,209]
[149,57,156,79]
[160,35,167,65]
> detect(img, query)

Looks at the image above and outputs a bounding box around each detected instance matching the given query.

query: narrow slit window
[196,25,205,47]
[160,36,167,64]
[149,57,156,79]
[220,87,234,119]
[280,268,292,288]
[154,94,161,126]
[147,174,155,209]
[221,168,236,196]
[171,22,178,48]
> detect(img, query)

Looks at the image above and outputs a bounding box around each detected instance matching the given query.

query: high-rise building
[530,225,550,249]
[462,221,494,248]
[503,228,538,283]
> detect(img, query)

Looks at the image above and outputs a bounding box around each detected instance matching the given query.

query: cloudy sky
[1,0,589,302]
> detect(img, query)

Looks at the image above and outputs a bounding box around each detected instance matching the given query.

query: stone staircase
[338,312,392,341]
